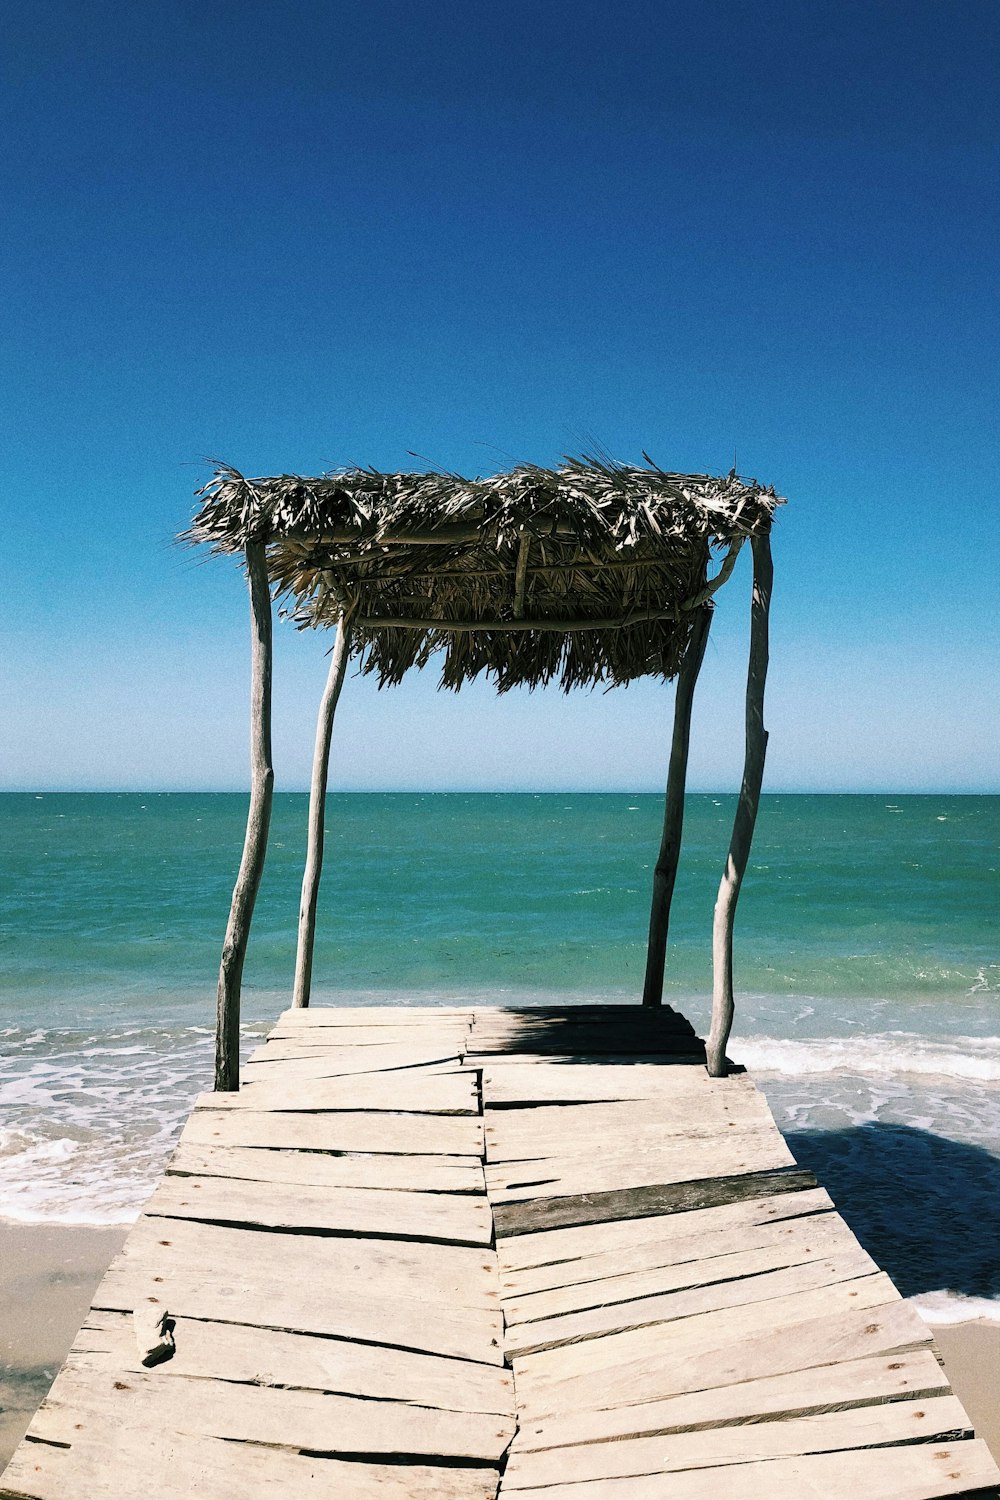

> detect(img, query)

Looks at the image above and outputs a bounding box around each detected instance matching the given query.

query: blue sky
[2,0,998,792]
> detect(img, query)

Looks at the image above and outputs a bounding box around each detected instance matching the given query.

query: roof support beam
[707,531,773,1077]
[283,520,582,546]
[641,606,713,1008]
[351,606,681,633]
[215,542,274,1091]
[292,615,353,1009]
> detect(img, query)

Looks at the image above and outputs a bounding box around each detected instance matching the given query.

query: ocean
[1,792,997,1322]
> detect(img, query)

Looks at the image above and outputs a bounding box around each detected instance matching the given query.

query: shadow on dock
[467,1004,707,1064]
[785,1121,1000,1302]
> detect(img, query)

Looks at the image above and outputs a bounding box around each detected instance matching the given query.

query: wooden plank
[485,1130,794,1203]
[1,1424,499,1500]
[505,1249,880,1357]
[28,1363,515,1463]
[94,1262,504,1365]
[181,1105,484,1156]
[475,1005,691,1018]
[276,1006,476,1024]
[513,1347,951,1452]
[468,1039,704,1060]
[484,1088,775,1138]
[501,1206,853,1297]
[497,1188,834,1272]
[494,1168,817,1238]
[168,1141,484,1193]
[192,1069,479,1114]
[514,1285,916,1415]
[483,1065,726,1105]
[505,1440,1000,1500]
[258,1026,472,1052]
[118,1214,499,1303]
[241,1045,465,1079]
[503,1395,973,1488]
[470,1011,697,1033]
[503,1219,869,1325]
[75,1308,514,1414]
[144,1174,494,1243]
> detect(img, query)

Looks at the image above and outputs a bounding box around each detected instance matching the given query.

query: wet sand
[1,1218,998,1472]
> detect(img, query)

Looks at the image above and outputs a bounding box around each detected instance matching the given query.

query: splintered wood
[3,1005,998,1500]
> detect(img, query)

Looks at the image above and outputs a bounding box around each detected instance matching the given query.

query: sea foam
[736,1033,1000,1082]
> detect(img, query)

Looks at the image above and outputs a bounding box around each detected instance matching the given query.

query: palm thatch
[185,456,783,691]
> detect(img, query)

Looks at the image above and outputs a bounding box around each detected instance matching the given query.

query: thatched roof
[186,457,783,691]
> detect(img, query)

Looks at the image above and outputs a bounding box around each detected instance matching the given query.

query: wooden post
[641,606,712,1007]
[215,541,274,1092]
[706,530,773,1077]
[292,616,352,1009]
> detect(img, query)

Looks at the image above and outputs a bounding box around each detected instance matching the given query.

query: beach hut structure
[10,464,1000,1500]
[185,457,782,1089]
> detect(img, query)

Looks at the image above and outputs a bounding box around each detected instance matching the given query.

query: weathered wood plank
[514,1284,914,1415]
[496,1188,835,1273]
[276,1006,476,1024]
[118,1214,499,1304]
[74,1308,514,1414]
[505,1249,880,1357]
[505,1440,1000,1500]
[501,1205,852,1297]
[93,1263,504,1365]
[145,1173,494,1243]
[468,1039,704,1060]
[483,1065,724,1105]
[242,1045,465,1079]
[28,1363,515,1463]
[494,1168,817,1237]
[485,1129,794,1202]
[193,1069,479,1114]
[484,1079,773,1129]
[503,1218,868,1325]
[503,1395,973,1488]
[513,1347,950,1452]
[258,1025,472,1053]
[181,1106,484,1156]
[168,1141,484,1193]
[1,1426,499,1500]
[469,1016,699,1035]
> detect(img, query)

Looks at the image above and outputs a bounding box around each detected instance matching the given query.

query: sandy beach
[1,1216,997,1473]
[0,1220,128,1468]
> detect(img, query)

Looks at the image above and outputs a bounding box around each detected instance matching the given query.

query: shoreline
[1,1217,998,1472]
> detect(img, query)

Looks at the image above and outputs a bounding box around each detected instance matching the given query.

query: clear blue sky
[2,0,998,792]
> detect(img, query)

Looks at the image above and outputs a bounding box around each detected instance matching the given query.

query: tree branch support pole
[707,531,773,1077]
[292,616,352,1009]
[642,607,712,1007]
[215,541,274,1092]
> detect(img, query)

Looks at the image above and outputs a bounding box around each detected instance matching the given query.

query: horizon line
[3,787,997,798]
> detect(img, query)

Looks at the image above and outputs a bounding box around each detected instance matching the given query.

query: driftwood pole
[292,616,353,1009]
[641,606,712,1008]
[706,530,773,1077]
[215,541,274,1092]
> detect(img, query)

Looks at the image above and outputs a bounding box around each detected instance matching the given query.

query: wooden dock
[3,1005,998,1499]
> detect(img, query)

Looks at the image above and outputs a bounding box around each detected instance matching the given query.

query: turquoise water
[2,792,997,1022]
[1,792,998,1321]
